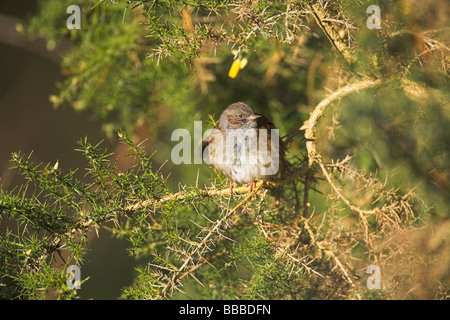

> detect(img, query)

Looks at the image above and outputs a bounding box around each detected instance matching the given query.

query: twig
[178,250,229,281]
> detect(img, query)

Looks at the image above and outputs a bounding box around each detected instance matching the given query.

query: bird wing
[201,125,220,160]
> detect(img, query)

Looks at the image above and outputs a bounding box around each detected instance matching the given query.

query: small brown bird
[202,102,285,191]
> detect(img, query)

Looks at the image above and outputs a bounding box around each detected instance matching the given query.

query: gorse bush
[1,0,449,299]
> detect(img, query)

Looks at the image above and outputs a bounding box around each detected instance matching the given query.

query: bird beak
[246,114,262,121]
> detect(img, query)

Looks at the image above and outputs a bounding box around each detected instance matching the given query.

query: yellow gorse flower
[228,57,248,79]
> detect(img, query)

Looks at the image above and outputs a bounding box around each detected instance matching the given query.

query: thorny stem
[159,180,265,298]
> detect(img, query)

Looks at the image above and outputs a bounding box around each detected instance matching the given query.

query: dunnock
[202,102,285,190]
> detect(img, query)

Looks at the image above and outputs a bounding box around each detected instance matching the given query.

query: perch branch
[126,164,310,212]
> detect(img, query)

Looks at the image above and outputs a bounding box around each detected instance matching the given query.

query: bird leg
[246,181,256,193]
[229,181,236,194]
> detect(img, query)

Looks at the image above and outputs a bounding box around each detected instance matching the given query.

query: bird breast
[206,128,276,183]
